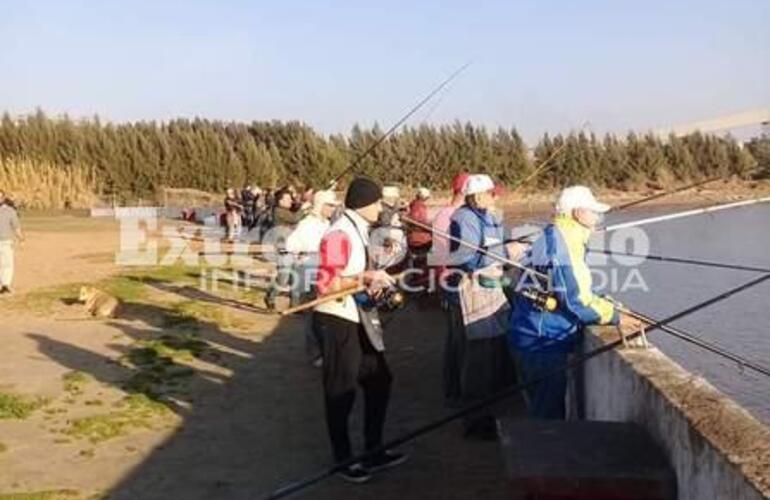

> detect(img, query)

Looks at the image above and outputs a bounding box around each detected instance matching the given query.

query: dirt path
[0,216,520,499]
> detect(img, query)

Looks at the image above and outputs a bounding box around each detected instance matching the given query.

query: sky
[0,0,768,143]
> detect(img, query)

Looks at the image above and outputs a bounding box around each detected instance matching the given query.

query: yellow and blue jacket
[509,215,619,353]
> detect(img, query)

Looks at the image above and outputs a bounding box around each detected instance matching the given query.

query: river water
[584,203,770,424]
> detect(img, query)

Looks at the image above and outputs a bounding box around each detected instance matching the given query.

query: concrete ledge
[583,326,770,500]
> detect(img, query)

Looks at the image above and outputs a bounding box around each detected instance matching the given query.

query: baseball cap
[555,185,611,214]
[313,190,340,207]
[451,173,470,195]
[462,174,495,196]
[382,186,400,198]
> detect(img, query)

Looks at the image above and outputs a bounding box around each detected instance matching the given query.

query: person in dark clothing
[241,186,256,230]
[312,177,408,484]
[264,188,305,310]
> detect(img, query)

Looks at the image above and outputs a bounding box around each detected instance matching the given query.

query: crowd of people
[232,173,642,484]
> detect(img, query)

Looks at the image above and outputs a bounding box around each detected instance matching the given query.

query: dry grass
[0,158,99,210]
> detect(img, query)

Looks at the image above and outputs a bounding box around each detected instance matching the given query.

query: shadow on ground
[28,281,523,500]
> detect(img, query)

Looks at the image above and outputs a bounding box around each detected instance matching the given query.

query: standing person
[312,177,407,483]
[241,185,256,230]
[224,188,243,242]
[431,172,468,408]
[285,190,340,365]
[0,191,23,295]
[509,186,640,420]
[264,188,305,311]
[405,187,432,290]
[445,174,519,439]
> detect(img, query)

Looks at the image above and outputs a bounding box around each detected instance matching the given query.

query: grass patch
[61,371,93,395]
[119,334,202,397]
[6,283,83,313]
[0,442,6,453]
[65,394,171,444]
[0,490,80,500]
[168,300,250,330]
[0,392,47,420]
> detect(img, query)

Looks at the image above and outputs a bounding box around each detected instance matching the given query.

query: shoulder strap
[343,212,370,266]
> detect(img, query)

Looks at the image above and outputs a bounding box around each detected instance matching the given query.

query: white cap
[555,185,611,214]
[382,186,400,199]
[313,190,340,208]
[462,174,495,195]
[416,187,431,199]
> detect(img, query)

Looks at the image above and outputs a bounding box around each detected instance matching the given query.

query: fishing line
[587,248,770,274]
[618,307,770,378]
[329,61,472,188]
[261,273,770,499]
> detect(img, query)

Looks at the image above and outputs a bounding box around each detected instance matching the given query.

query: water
[589,203,770,424]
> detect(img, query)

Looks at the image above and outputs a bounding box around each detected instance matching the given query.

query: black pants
[313,312,393,463]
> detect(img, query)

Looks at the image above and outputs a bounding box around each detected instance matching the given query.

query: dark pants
[516,350,569,420]
[313,312,393,463]
[444,300,516,431]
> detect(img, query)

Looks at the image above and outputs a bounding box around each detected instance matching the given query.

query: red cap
[451,173,470,195]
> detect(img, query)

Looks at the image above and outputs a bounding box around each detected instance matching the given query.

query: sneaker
[362,451,409,473]
[337,463,372,484]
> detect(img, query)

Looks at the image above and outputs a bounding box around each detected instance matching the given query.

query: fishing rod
[328,61,472,188]
[610,174,729,212]
[601,196,770,232]
[262,272,770,499]
[616,306,770,378]
[400,213,770,372]
[506,174,763,244]
[587,248,770,274]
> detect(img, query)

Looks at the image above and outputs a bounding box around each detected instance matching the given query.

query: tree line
[0,109,764,200]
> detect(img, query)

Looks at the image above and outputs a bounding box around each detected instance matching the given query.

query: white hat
[382,186,400,198]
[313,190,340,208]
[555,185,611,214]
[416,187,431,199]
[462,174,495,196]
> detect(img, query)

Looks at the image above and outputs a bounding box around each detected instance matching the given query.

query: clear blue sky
[1,0,767,143]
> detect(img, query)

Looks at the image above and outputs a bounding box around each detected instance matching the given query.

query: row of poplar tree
[0,110,766,199]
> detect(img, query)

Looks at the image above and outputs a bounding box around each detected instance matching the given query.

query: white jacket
[285,214,330,255]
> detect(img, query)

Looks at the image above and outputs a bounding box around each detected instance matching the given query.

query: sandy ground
[0,216,520,499]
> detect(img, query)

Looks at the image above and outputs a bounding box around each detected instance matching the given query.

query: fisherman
[264,187,305,311]
[430,173,469,406]
[312,176,407,483]
[445,174,520,439]
[241,185,256,230]
[285,190,341,366]
[508,186,641,420]
[0,190,23,295]
[405,187,432,290]
[376,186,406,269]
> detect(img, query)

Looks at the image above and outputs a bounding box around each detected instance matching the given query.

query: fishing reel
[520,288,558,312]
[354,286,406,312]
[375,287,406,312]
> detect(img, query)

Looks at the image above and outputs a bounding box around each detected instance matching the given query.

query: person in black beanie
[312,176,408,483]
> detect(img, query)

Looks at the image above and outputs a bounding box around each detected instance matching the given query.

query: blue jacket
[509,215,619,353]
[444,206,509,302]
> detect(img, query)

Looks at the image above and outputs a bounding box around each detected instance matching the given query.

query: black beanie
[345,176,382,209]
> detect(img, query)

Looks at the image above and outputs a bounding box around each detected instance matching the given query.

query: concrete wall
[582,327,770,500]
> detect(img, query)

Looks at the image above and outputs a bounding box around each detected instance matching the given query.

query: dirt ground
[1,181,768,499]
[0,215,520,500]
